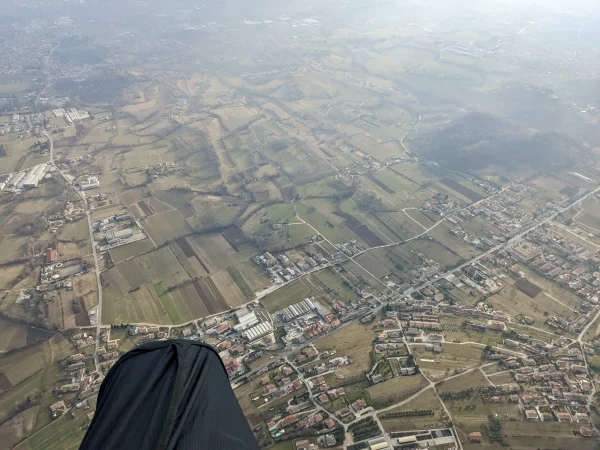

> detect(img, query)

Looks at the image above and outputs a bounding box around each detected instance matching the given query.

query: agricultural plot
[142,209,192,244]
[371,170,421,194]
[371,211,426,242]
[499,422,596,450]
[108,238,155,263]
[101,246,220,324]
[0,235,29,264]
[186,196,245,232]
[116,247,189,291]
[355,253,391,279]
[260,278,316,313]
[289,200,357,244]
[438,178,484,202]
[408,239,464,268]
[212,105,259,131]
[0,318,52,353]
[0,263,29,290]
[17,404,92,450]
[447,392,521,436]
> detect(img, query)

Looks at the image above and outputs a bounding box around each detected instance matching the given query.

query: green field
[260,278,315,313]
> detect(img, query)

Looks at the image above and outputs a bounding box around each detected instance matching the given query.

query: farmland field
[260,278,315,313]
[142,210,192,244]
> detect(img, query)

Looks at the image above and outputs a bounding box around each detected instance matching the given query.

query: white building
[21,164,47,188]
[78,176,100,191]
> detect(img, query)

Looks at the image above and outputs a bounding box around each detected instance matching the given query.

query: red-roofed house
[352,399,366,411]
[580,427,593,437]
[46,249,57,264]
[318,393,329,403]
[324,418,336,428]
[468,432,483,442]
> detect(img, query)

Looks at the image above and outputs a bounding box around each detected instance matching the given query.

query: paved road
[87,209,104,378]
[44,130,104,376]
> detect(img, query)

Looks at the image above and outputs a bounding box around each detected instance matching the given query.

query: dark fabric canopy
[80,339,258,450]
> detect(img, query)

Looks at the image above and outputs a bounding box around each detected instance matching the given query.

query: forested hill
[410,112,589,172]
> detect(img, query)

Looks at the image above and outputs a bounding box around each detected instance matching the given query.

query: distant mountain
[409,112,588,172]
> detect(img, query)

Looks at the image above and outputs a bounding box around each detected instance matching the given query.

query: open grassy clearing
[411,343,486,381]
[314,322,376,382]
[242,203,297,236]
[313,268,361,303]
[16,403,92,450]
[485,276,577,335]
[487,371,514,385]
[378,387,446,432]
[436,369,490,395]
[366,374,429,409]
[428,222,480,259]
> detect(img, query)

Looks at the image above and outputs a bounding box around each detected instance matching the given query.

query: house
[468,432,483,443]
[50,401,66,415]
[525,410,539,420]
[324,418,336,428]
[87,411,95,421]
[580,427,593,437]
[46,249,57,264]
[336,407,351,418]
[296,440,310,450]
[371,373,383,384]
[352,399,367,411]
[324,434,337,446]
[308,413,323,425]
[318,393,329,403]
[491,396,501,403]
[556,412,571,422]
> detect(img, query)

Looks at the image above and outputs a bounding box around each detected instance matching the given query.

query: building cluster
[76,176,100,191]
[36,249,86,293]
[92,212,148,251]
[276,296,358,346]
[0,163,51,193]
[255,250,325,285]
[51,108,91,124]
[471,351,597,434]
[0,112,48,136]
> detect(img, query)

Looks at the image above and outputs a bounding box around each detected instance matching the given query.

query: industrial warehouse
[0,163,49,192]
